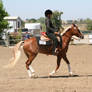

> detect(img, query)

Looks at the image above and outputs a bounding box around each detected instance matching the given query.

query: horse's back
[23,37,39,54]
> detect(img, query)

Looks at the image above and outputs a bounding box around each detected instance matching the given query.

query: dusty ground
[0,45,92,92]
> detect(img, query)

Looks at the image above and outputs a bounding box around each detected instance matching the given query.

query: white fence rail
[72,34,92,45]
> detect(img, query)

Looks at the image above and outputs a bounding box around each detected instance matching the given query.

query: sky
[2,0,92,20]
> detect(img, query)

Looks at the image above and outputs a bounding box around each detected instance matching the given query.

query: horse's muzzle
[80,35,84,39]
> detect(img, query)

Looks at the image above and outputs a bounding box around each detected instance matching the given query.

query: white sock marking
[27,70,32,77]
[68,64,73,75]
[49,70,55,76]
[29,66,35,73]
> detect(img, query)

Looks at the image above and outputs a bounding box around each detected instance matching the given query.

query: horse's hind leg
[26,53,37,78]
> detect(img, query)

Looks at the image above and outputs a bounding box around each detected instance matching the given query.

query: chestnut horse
[6,24,84,78]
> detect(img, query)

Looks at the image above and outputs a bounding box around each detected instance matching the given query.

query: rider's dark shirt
[45,18,57,35]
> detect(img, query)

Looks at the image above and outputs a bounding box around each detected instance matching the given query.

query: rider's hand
[54,32,59,35]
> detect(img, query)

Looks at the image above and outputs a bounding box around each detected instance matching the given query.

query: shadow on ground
[38,74,92,79]
[10,74,92,80]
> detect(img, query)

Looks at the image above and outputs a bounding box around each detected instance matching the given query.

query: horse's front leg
[49,55,62,76]
[62,54,73,76]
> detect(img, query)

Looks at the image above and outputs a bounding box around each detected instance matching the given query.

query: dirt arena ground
[0,45,92,92]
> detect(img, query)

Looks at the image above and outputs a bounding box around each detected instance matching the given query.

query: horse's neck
[62,30,73,45]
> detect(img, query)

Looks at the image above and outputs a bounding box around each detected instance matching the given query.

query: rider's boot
[52,48,58,55]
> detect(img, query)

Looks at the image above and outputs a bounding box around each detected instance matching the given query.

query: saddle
[40,32,50,41]
[36,32,51,45]
[36,32,61,46]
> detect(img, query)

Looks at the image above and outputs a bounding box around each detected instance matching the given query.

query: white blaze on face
[74,27,77,30]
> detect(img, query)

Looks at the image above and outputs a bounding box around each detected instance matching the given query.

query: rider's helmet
[45,9,53,17]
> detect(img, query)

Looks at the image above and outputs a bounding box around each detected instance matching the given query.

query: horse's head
[71,24,84,39]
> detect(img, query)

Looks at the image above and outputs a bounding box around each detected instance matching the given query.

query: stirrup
[52,48,59,55]
[55,48,58,53]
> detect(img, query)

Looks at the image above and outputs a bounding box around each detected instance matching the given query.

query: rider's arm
[46,19,56,33]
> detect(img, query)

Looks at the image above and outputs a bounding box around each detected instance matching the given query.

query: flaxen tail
[4,41,24,68]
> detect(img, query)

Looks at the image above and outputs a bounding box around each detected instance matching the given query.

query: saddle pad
[36,37,52,45]
[39,40,46,45]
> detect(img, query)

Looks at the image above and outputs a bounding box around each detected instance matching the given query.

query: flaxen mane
[61,26,71,36]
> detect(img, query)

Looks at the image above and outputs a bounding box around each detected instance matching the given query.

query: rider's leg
[52,38,58,53]
[57,34,62,47]
[47,33,58,54]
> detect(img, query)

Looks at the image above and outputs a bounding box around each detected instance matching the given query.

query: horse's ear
[71,24,74,28]
[71,24,76,29]
[72,23,76,27]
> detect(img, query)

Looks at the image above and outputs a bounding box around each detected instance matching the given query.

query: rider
[45,9,61,55]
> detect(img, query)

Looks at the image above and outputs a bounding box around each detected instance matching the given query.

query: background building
[25,23,41,36]
[4,16,22,33]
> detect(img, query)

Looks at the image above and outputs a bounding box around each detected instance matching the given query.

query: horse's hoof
[48,73,54,78]
[34,75,38,78]
[29,74,38,79]
[49,70,55,77]
[49,73,53,77]
[48,75,53,78]
[69,72,73,77]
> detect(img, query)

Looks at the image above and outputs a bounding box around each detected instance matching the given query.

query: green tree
[84,18,92,30]
[0,0,8,34]
[37,17,45,32]
[37,17,45,24]
[26,18,37,23]
[52,10,63,30]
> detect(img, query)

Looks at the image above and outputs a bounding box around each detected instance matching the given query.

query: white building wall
[25,23,41,36]
[8,20,17,29]
[4,16,22,33]
[25,23,41,29]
